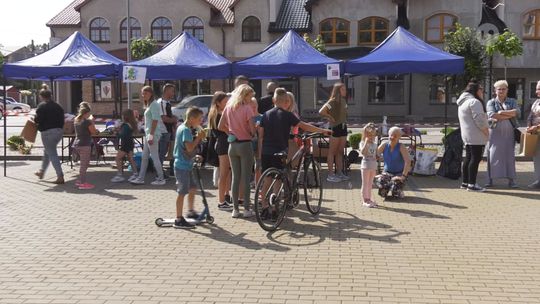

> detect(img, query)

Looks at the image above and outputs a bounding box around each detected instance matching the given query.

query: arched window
[523,9,540,39]
[89,17,110,43]
[152,17,173,42]
[183,17,204,42]
[120,17,141,42]
[242,16,261,42]
[358,17,389,45]
[320,18,349,45]
[425,13,458,43]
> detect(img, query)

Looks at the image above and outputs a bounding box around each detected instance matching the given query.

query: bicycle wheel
[303,156,323,215]
[254,168,289,231]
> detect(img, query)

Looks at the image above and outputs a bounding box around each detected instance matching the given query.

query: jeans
[533,138,540,182]
[40,128,64,177]
[138,135,164,180]
[228,142,254,210]
[158,132,171,165]
[462,145,484,185]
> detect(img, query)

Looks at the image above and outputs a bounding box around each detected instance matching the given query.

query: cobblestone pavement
[1,160,539,304]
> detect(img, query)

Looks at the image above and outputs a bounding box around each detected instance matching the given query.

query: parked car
[0,102,4,120]
[171,95,213,123]
[0,97,31,112]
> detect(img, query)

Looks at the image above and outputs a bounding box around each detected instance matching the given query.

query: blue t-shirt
[173,123,194,170]
[260,107,300,155]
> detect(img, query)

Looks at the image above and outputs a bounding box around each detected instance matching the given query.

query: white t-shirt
[157,98,171,134]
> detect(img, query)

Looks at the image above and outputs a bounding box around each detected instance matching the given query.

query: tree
[130,35,157,60]
[444,23,486,93]
[485,29,523,79]
[303,33,326,53]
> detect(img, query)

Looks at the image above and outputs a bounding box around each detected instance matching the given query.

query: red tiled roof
[46,0,85,27]
[204,0,236,25]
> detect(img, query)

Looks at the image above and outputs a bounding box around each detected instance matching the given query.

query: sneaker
[224,194,232,204]
[338,173,350,181]
[130,178,145,185]
[186,210,200,220]
[368,200,378,208]
[327,174,341,183]
[78,183,95,190]
[508,182,519,189]
[111,175,125,183]
[128,174,139,182]
[362,201,375,208]
[173,217,195,229]
[150,178,166,186]
[527,181,540,189]
[460,183,468,189]
[243,209,255,218]
[53,176,65,185]
[231,209,241,218]
[467,184,486,192]
[34,170,44,179]
[218,201,233,211]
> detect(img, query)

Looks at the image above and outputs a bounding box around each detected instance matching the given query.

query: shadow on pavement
[265,208,410,246]
[187,223,290,252]
[386,196,468,209]
[0,161,29,168]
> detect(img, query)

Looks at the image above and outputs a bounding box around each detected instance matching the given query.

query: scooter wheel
[206,216,214,224]
[155,218,164,227]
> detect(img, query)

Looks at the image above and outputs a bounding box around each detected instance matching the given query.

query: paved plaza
[1,160,540,304]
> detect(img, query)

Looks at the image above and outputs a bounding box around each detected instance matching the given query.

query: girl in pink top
[218,84,258,218]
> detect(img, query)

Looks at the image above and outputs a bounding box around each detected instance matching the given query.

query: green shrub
[7,136,25,150]
[348,133,362,149]
[440,127,456,145]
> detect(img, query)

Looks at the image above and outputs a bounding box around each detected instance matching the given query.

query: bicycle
[254,133,324,231]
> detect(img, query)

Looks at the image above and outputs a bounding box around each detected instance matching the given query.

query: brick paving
[1,160,540,304]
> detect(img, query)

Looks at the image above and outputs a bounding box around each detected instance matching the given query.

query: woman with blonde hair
[73,103,99,189]
[319,82,349,182]
[485,80,520,188]
[130,86,166,186]
[208,91,233,210]
[218,84,258,218]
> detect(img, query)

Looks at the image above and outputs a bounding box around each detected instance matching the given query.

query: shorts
[331,123,348,137]
[215,136,229,156]
[261,154,285,172]
[175,168,197,195]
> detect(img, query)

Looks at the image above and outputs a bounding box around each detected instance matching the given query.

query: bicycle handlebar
[294,132,326,140]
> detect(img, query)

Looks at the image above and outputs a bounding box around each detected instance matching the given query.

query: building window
[523,9,540,39]
[120,17,142,43]
[152,17,173,43]
[89,17,110,43]
[242,16,261,42]
[320,18,349,45]
[429,75,448,104]
[425,13,457,43]
[358,17,389,45]
[183,17,204,42]
[368,75,404,104]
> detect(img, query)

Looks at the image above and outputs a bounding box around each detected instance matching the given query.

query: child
[73,103,99,190]
[172,106,206,229]
[257,88,331,217]
[111,109,139,183]
[360,123,378,207]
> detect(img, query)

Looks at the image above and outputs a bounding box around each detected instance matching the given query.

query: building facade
[47,0,540,121]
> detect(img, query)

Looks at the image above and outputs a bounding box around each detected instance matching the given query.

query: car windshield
[177,96,212,108]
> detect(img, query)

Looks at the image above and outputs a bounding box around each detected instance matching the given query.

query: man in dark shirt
[34,88,65,184]
[258,82,277,114]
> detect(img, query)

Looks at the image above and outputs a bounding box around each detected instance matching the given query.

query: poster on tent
[123,66,147,84]
[100,81,112,99]
[326,64,340,80]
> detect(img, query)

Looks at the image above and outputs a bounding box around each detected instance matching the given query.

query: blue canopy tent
[3,31,124,80]
[344,26,464,75]
[126,32,231,80]
[2,31,124,176]
[344,26,464,129]
[232,30,342,78]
